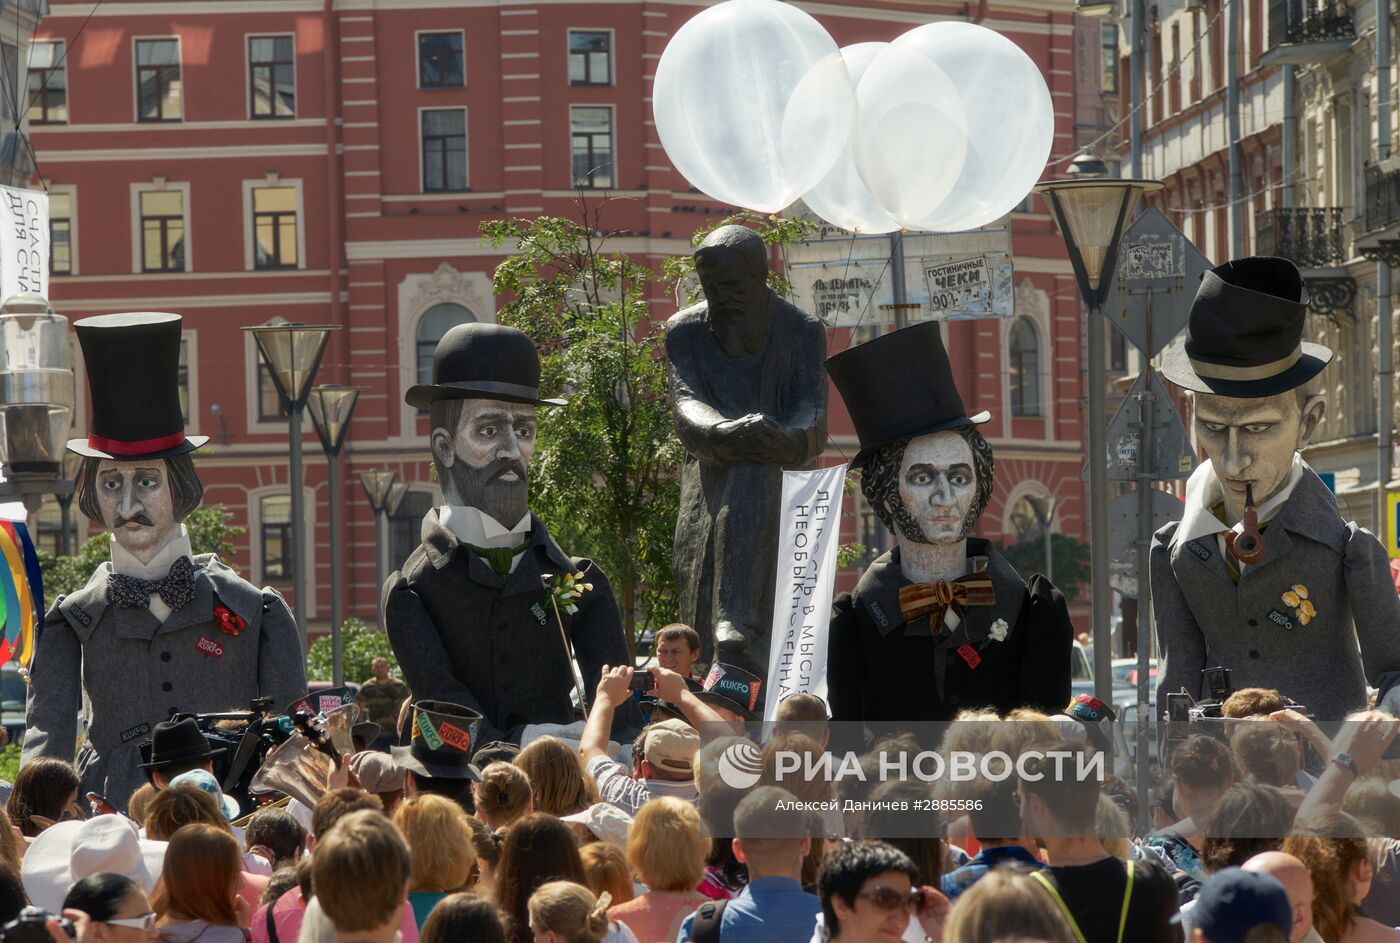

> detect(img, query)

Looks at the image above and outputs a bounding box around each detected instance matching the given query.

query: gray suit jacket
[1152,469,1400,720]
[22,554,308,809]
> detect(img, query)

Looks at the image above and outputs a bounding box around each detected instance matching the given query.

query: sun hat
[22,815,167,913]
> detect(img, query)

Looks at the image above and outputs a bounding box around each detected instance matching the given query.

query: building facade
[28,0,1092,646]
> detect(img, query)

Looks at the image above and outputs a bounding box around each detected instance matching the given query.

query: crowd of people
[5,623,1400,943]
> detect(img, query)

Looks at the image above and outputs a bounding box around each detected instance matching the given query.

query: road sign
[1107,489,1185,596]
[1104,207,1212,357]
[1104,371,1196,482]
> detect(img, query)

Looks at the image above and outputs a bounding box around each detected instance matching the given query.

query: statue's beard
[895,503,980,545]
[447,455,529,528]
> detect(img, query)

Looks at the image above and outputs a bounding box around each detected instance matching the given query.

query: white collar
[109,524,194,580]
[438,506,531,550]
[1176,454,1307,547]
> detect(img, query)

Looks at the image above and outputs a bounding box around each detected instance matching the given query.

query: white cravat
[1175,455,1307,577]
[109,524,195,623]
[439,506,531,574]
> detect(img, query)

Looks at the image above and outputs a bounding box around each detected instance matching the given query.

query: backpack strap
[689,900,728,943]
[265,903,280,943]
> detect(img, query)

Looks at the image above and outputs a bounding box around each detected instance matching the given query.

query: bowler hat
[139,717,224,770]
[405,322,567,409]
[391,700,484,781]
[1160,256,1333,398]
[697,662,766,721]
[825,321,990,468]
[67,313,209,461]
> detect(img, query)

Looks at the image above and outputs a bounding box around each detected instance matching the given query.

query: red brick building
[26,0,1097,644]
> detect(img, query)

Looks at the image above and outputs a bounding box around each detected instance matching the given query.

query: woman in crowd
[496,813,587,943]
[515,739,598,818]
[1141,735,1238,885]
[8,757,82,837]
[1283,814,1400,943]
[938,867,1074,943]
[0,871,24,927]
[527,882,637,943]
[466,816,502,900]
[818,841,943,943]
[152,824,248,943]
[392,794,477,928]
[1199,783,1294,875]
[420,893,507,943]
[608,798,708,943]
[860,782,945,888]
[475,762,533,832]
[62,873,158,943]
[243,808,306,873]
[143,786,267,914]
[579,843,634,909]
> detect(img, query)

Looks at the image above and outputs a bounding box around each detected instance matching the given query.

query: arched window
[415,303,474,384]
[1007,494,1050,543]
[1009,317,1041,417]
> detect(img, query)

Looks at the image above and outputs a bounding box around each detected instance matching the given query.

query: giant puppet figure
[1155,256,1400,720]
[23,313,308,808]
[384,323,641,745]
[824,321,1074,723]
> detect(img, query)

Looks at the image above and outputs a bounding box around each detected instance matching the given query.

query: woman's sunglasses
[104,913,157,931]
[857,886,925,914]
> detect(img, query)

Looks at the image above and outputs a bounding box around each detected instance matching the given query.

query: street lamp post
[307,385,362,688]
[360,469,397,632]
[244,323,340,650]
[53,452,81,556]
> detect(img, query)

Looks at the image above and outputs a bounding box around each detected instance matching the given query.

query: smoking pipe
[1226,483,1265,565]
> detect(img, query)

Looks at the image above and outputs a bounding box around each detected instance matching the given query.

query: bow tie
[466,540,531,579]
[898,574,996,636]
[106,555,197,612]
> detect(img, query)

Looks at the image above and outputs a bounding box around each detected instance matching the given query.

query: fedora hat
[405,322,567,410]
[22,815,168,913]
[139,717,223,771]
[391,700,484,782]
[1160,256,1333,398]
[697,663,765,721]
[825,321,990,469]
[67,313,209,461]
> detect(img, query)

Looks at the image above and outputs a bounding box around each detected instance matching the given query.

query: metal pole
[329,453,343,687]
[1282,66,1296,210]
[1226,0,1243,256]
[1042,501,1054,584]
[1134,296,1157,837]
[1379,0,1394,543]
[1088,299,1114,704]
[57,498,70,556]
[1129,0,1145,177]
[890,231,908,329]
[374,509,387,633]
[288,405,306,651]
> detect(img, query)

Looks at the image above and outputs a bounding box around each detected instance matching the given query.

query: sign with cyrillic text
[0,186,46,303]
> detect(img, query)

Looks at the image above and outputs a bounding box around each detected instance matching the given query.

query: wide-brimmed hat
[169,769,240,821]
[560,802,634,848]
[1160,256,1333,398]
[405,322,567,409]
[697,663,765,721]
[391,700,484,782]
[22,815,168,913]
[139,717,223,770]
[825,321,990,469]
[67,313,209,461]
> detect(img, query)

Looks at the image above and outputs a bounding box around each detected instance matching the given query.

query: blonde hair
[527,881,613,943]
[579,842,634,907]
[393,794,476,893]
[475,761,533,830]
[515,737,599,817]
[312,810,412,933]
[627,796,707,892]
[126,784,157,825]
[939,867,1077,943]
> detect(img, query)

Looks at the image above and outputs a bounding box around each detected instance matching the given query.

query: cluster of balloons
[652,0,1055,235]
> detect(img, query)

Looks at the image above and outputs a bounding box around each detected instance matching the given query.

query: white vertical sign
[0,186,47,302]
[763,464,846,720]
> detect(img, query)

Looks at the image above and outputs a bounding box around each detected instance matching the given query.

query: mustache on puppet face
[114,512,155,528]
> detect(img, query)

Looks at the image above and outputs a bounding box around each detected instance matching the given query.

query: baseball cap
[643,719,699,776]
[349,751,406,794]
[1187,868,1292,943]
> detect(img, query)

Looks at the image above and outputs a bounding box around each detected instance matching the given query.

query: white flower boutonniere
[989,619,1009,643]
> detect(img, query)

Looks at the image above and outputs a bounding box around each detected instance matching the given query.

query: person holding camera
[39,872,158,943]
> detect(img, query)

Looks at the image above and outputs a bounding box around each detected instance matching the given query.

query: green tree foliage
[1000,533,1091,601]
[36,505,245,600]
[305,618,399,685]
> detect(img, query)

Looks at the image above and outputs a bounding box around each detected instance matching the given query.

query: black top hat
[405,323,567,410]
[1159,256,1333,398]
[696,663,765,721]
[67,313,209,461]
[825,322,990,469]
[139,717,224,770]
[391,700,484,781]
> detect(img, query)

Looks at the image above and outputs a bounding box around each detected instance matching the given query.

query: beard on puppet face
[895,502,981,545]
[447,454,529,528]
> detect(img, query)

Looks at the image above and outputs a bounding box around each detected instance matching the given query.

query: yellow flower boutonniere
[546,571,594,616]
[1281,585,1317,626]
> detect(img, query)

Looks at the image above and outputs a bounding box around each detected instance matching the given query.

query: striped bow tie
[898,574,996,636]
[106,555,197,611]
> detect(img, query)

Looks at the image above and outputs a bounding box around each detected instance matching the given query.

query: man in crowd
[393,700,483,813]
[309,809,412,943]
[356,658,409,750]
[656,625,703,682]
[1243,853,1318,943]
[941,775,1040,901]
[678,786,820,943]
[1187,869,1292,943]
[140,717,221,789]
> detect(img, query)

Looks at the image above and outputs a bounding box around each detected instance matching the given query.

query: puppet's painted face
[433,398,537,527]
[95,459,179,557]
[898,431,979,544]
[1193,390,1324,524]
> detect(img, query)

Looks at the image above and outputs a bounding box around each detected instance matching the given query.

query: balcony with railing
[1263,0,1355,65]
[1257,207,1355,320]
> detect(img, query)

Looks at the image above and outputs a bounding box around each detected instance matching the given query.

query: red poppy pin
[214,603,245,637]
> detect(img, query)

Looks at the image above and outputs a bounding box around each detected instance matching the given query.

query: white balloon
[894,22,1054,233]
[850,44,968,228]
[801,43,902,234]
[653,0,854,213]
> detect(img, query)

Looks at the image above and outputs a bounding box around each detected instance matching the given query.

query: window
[33,498,66,557]
[257,349,289,421]
[421,109,467,192]
[1008,317,1041,417]
[1109,326,1128,373]
[1169,23,1181,115]
[569,31,611,86]
[140,190,185,272]
[249,36,294,118]
[570,106,614,189]
[253,187,298,269]
[136,39,181,122]
[418,32,464,88]
[178,337,190,424]
[416,303,473,385]
[26,40,66,124]
[49,192,71,276]
[856,493,888,566]
[1101,23,1118,93]
[260,495,293,580]
[389,491,435,569]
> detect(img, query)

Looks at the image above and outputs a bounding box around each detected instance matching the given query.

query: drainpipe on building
[1227,0,1243,256]
[322,0,350,618]
[1129,0,1144,177]
[1282,66,1295,210]
[1378,0,1393,543]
